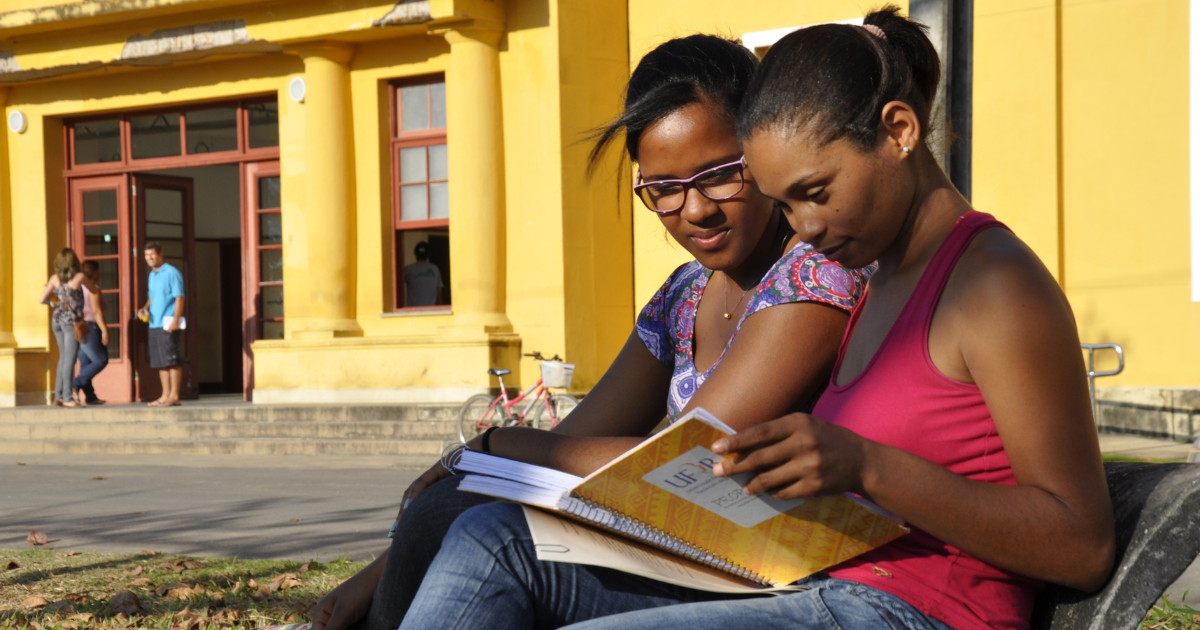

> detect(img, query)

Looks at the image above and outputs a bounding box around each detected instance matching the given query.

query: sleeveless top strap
[900,211,1009,334]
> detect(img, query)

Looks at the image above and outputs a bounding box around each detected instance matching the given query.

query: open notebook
[456,408,908,590]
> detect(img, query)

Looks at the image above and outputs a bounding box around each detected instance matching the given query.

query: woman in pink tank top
[707,6,1117,630]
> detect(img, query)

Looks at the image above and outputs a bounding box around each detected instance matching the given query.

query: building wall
[0,0,635,402]
[976,0,1196,389]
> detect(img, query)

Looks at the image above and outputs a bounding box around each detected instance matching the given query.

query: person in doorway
[39,248,97,408]
[136,242,185,407]
[72,260,110,405]
[403,241,443,306]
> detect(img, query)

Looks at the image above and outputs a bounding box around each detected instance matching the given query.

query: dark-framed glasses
[634,156,747,214]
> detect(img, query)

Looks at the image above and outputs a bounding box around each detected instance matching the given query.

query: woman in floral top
[308,34,868,630]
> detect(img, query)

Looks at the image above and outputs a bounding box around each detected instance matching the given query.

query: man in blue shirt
[135,242,185,406]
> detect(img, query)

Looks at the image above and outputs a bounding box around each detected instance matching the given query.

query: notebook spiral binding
[558,494,775,587]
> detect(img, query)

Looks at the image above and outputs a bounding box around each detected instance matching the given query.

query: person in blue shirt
[135,242,185,407]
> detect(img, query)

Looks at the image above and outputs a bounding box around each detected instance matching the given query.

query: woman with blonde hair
[39,248,98,407]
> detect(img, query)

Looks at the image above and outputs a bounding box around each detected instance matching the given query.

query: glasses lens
[696,165,744,200]
[638,182,685,212]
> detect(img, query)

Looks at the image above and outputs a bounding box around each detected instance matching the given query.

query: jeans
[351,475,496,630]
[401,503,956,630]
[72,322,108,402]
[50,319,78,403]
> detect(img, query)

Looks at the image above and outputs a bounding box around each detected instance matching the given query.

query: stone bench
[1032,462,1200,629]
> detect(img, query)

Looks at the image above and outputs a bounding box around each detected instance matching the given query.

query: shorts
[149,328,182,369]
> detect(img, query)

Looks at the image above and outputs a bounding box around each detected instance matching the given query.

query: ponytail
[736,5,941,151]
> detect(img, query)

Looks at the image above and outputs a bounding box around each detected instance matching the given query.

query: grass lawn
[2,548,1197,629]
[0,548,366,629]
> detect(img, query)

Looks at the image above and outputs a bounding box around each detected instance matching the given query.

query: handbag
[74,319,90,344]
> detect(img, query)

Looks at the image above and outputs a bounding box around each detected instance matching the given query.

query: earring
[901,146,911,154]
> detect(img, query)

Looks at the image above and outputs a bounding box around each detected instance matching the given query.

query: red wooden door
[241,161,282,400]
[69,175,134,403]
[131,173,199,401]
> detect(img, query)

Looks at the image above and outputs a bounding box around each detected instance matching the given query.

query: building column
[444,27,512,332]
[0,87,14,348]
[293,42,361,338]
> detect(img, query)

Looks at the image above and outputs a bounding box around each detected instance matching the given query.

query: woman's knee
[444,503,530,551]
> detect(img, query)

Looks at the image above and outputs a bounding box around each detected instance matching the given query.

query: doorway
[64,99,280,403]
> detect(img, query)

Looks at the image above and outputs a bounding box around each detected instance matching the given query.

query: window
[391,77,450,311]
[66,99,279,171]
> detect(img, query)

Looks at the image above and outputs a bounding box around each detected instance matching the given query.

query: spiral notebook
[456,408,909,588]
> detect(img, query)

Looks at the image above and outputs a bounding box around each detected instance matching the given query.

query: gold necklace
[723,273,751,320]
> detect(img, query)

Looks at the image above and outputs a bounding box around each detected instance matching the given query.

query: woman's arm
[489,301,850,476]
[39,277,56,306]
[713,233,1115,591]
[90,289,110,344]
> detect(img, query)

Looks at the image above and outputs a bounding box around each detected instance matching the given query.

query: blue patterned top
[636,243,874,422]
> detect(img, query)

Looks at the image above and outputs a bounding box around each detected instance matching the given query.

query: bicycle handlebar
[523,351,563,362]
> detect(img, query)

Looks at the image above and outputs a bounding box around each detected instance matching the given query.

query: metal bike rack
[1081,343,1124,427]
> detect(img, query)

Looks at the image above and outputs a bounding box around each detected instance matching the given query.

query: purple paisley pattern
[636,242,874,422]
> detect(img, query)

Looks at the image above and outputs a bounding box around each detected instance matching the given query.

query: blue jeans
[401,503,955,630]
[72,322,108,402]
[50,319,78,403]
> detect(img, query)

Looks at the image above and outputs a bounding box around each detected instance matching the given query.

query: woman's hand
[101,328,110,346]
[396,462,452,521]
[711,412,870,500]
[310,552,387,630]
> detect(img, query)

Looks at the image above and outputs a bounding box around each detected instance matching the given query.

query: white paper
[642,445,806,528]
[523,506,803,594]
[161,315,187,330]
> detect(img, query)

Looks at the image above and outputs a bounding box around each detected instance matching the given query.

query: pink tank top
[814,212,1042,630]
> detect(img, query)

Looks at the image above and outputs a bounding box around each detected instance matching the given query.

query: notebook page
[523,506,803,594]
[458,449,582,492]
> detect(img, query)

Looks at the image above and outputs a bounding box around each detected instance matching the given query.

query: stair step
[0,438,450,458]
[0,420,459,441]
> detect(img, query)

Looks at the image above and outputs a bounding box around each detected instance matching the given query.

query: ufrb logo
[661,458,717,489]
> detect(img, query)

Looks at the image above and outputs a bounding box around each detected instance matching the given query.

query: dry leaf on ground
[64,594,89,604]
[270,573,302,591]
[130,578,153,587]
[27,530,49,546]
[128,565,144,576]
[57,551,79,557]
[139,549,160,556]
[109,590,144,616]
[91,476,107,480]
[5,559,18,570]
[21,596,49,608]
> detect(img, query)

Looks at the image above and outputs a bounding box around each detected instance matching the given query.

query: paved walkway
[0,454,418,562]
[1098,433,1196,462]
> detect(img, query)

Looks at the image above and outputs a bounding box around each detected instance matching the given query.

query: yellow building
[0,0,1196,440]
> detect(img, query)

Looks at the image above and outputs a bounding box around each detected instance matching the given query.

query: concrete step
[0,420,458,441]
[0,437,449,458]
[0,402,465,467]
[0,403,462,425]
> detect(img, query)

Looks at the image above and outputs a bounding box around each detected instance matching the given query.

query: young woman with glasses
[306,34,869,630]
[398,7,1114,630]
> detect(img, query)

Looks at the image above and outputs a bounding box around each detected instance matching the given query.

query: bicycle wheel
[534,393,580,430]
[458,394,504,443]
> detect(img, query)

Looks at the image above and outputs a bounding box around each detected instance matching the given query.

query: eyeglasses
[634,157,747,214]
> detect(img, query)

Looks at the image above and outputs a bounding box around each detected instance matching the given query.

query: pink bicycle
[457,351,580,442]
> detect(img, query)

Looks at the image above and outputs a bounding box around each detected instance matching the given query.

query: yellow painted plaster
[1059,0,1194,386]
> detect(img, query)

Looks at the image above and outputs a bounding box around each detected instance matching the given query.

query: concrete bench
[1031,462,1200,629]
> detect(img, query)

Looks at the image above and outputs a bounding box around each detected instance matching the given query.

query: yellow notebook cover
[569,408,909,586]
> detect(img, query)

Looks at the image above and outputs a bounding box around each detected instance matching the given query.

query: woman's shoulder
[752,242,873,311]
[651,260,706,303]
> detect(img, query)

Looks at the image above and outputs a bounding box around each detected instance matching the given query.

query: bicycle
[457,351,580,443]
